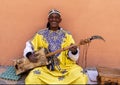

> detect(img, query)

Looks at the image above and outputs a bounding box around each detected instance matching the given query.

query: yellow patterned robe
[25,28,88,84]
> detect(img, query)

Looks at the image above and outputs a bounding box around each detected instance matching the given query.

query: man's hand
[27,54,38,63]
[69,44,78,54]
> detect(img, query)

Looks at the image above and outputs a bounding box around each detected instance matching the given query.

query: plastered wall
[0,0,120,69]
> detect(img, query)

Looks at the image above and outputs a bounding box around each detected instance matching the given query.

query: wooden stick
[45,44,80,57]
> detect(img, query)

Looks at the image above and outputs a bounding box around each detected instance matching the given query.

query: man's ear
[48,18,50,22]
[59,18,62,23]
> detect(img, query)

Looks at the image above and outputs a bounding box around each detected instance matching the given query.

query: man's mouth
[51,22,57,24]
[51,22,58,26]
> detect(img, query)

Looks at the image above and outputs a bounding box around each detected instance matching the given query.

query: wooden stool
[97,67,120,85]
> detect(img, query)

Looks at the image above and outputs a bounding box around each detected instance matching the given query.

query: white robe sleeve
[23,41,34,57]
[68,48,80,61]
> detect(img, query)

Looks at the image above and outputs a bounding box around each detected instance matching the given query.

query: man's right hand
[27,54,38,63]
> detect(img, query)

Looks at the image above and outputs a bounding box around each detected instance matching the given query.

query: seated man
[23,9,88,84]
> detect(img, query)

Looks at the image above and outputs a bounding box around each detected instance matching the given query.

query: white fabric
[68,48,79,61]
[23,41,34,57]
[87,70,98,82]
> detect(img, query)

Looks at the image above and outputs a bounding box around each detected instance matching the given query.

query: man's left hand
[69,44,78,54]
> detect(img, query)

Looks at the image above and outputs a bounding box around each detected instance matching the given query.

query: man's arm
[68,48,80,61]
[23,41,34,57]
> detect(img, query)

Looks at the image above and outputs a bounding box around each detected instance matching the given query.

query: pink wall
[0,0,120,69]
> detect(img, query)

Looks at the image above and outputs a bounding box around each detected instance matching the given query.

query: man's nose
[52,17,57,21]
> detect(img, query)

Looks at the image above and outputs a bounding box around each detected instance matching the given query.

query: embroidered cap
[48,9,61,17]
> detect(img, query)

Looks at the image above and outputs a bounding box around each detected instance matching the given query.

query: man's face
[48,13,62,28]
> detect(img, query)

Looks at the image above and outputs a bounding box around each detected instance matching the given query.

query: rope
[81,43,90,69]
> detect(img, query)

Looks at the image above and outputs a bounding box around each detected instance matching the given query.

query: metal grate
[0,66,21,81]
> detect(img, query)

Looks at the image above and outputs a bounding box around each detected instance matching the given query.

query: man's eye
[49,17,59,19]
